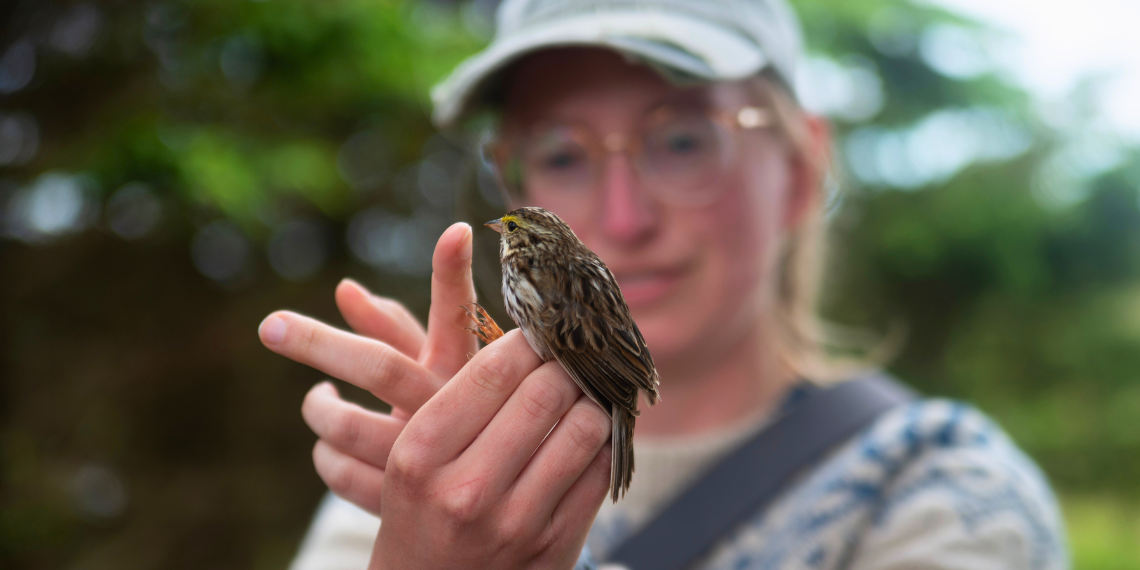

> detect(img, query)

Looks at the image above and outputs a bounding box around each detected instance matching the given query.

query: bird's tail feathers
[610,406,636,502]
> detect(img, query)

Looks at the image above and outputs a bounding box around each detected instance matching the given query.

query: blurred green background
[2,0,1138,568]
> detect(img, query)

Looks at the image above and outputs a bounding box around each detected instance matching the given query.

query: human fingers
[313,440,385,516]
[334,280,426,420]
[394,330,541,468]
[259,311,444,412]
[418,222,479,379]
[454,360,580,495]
[510,396,612,518]
[301,382,406,470]
[335,278,426,359]
[550,442,613,543]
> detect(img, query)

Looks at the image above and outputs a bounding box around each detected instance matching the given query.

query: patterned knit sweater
[289,399,1068,570]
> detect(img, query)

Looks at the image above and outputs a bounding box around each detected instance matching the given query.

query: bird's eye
[507,221,518,232]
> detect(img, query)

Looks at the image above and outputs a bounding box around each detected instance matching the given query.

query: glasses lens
[642,111,731,201]
[510,126,594,199]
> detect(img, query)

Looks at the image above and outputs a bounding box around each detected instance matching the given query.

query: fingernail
[340,277,364,294]
[259,315,287,346]
[457,223,473,260]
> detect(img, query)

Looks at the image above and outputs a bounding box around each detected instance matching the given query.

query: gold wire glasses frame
[483,105,775,209]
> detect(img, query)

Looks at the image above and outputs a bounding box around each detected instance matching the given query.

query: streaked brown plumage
[482,206,661,502]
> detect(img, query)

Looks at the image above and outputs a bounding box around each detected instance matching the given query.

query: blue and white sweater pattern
[581,400,1068,570]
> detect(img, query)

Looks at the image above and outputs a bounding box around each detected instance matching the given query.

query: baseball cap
[430,0,805,127]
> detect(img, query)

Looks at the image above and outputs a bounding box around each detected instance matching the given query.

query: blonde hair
[748,73,895,383]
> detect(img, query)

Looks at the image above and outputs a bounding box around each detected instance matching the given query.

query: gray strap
[607,374,915,570]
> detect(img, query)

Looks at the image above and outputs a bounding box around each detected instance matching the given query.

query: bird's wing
[537,257,659,413]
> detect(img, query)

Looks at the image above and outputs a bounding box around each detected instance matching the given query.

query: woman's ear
[784,114,831,230]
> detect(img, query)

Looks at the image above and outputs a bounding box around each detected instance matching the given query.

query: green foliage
[1064,495,1140,569]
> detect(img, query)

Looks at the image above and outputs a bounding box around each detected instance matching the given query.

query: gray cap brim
[430,10,770,128]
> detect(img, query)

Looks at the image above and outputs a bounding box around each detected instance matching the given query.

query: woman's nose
[599,154,659,245]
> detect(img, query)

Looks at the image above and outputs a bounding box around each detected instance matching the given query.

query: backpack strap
[606,374,916,570]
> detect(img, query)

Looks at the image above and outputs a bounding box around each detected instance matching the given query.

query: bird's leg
[461,303,505,345]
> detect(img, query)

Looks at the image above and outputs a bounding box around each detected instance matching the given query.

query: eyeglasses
[485,103,774,210]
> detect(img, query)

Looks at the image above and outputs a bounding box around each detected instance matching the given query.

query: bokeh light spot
[0,41,36,94]
[347,207,442,277]
[796,55,884,123]
[107,182,162,239]
[71,463,128,523]
[49,3,103,58]
[220,35,262,91]
[0,112,39,166]
[845,107,1031,189]
[919,23,993,79]
[191,221,251,283]
[4,172,99,242]
[336,129,391,192]
[268,219,328,282]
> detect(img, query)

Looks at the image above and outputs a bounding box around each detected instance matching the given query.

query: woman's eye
[542,151,581,170]
[666,133,701,154]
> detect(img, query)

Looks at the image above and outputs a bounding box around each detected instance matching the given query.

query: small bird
[476,207,661,502]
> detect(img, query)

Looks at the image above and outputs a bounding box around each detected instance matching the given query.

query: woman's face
[502,49,811,372]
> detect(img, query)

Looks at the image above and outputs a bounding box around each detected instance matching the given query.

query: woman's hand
[260,222,613,568]
[259,223,482,513]
[373,330,613,569]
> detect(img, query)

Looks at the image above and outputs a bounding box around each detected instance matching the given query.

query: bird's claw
[461,302,505,345]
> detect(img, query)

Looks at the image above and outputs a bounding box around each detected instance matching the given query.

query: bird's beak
[485,218,503,234]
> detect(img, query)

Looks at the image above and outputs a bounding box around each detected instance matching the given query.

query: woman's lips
[614,268,686,307]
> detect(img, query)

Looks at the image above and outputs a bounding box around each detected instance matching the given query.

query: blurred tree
[1,0,1137,568]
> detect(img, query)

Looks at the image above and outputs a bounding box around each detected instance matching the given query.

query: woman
[259,0,1068,568]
